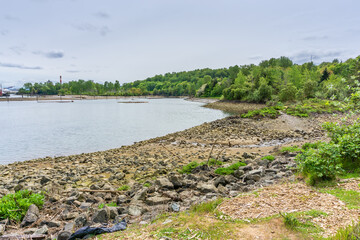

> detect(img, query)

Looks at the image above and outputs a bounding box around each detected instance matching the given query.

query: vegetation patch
[241,106,282,119]
[117,185,130,191]
[178,161,202,174]
[190,198,224,214]
[261,155,275,161]
[322,189,360,209]
[0,190,44,222]
[214,162,246,175]
[281,145,302,153]
[280,210,324,235]
[99,202,118,209]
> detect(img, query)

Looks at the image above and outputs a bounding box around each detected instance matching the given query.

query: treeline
[18,55,360,104]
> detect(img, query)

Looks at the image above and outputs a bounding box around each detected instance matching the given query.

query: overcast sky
[1,0,359,87]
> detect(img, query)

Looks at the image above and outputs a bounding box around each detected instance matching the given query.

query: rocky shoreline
[0,108,353,239]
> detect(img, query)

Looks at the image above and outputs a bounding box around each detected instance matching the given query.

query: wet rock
[92,208,109,223]
[155,178,174,189]
[57,231,72,240]
[20,204,39,227]
[146,196,171,206]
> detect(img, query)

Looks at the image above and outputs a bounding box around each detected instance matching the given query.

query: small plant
[208,158,224,166]
[241,106,282,119]
[178,162,201,174]
[98,203,105,209]
[280,211,323,234]
[143,182,151,188]
[98,202,117,209]
[261,155,275,161]
[118,185,130,191]
[0,190,44,222]
[214,162,246,175]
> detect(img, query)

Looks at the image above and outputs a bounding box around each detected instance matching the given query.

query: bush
[0,190,44,222]
[281,145,302,153]
[214,162,246,175]
[208,158,224,166]
[295,143,343,185]
[241,106,282,119]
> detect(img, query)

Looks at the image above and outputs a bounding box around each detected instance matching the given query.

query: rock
[155,178,174,189]
[63,222,75,232]
[196,182,218,193]
[0,189,10,198]
[40,220,61,228]
[116,195,129,205]
[128,205,142,216]
[14,184,23,192]
[168,175,182,188]
[65,196,77,205]
[79,202,92,210]
[0,224,5,236]
[224,175,238,183]
[74,214,88,228]
[170,202,180,212]
[34,225,48,235]
[133,188,148,201]
[246,174,261,181]
[214,176,226,187]
[57,231,72,240]
[40,176,51,185]
[108,207,119,219]
[92,208,109,223]
[24,228,37,235]
[233,169,245,178]
[146,196,171,206]
[20,204,39,227]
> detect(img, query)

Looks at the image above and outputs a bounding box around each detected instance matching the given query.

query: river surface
[0,98,228,164]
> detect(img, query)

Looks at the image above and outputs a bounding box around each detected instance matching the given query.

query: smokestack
[60,75,62,85]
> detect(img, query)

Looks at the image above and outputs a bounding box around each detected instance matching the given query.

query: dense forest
[18,55,360,104]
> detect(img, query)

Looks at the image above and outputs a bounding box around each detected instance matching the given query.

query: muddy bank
[203,100,265,114]
[0,108,356,239]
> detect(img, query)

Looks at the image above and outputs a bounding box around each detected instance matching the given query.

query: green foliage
[98,203,105,209]
[143,183,151,188]
[208,158,224,166]
[99,202,118,209]
[179,161,201,174]
[190,198,224,213]
[117,185,130,191]
[241,106,282,119]
[327,223,360,240]
[280,211,324,234]
[261,155,275,161]
[281,145,302,153]
[214,162,246,175]
[0,190,44,222]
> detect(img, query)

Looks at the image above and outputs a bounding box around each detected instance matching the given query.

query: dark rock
[116,195,130,205]
[224,175,238,183]
[20,204,39,227]
[168,175,182,188]
[24,228,37,235]
[246,174,261,181]
[57,231,72,240]
[40,176,51,185]
[133,188,148,201]
[40,220,61,228]
[74,214,87,228]
[233,169,245,178]
[92,208,109,223]
[108,207,119,219]
[79,202,92,210]
[196,182,218,193]
[34,225,48,235]
[14,184,23,192]
[214,176,226,187]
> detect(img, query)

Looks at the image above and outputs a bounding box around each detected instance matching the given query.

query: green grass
[326,222,360,240]
[178,161,201,174]
[280,210,325,235]
[208,158,224,166]
[241,106,282,119]
[143,182,151,188]
[0,190,44,222]
[190,198,224,214]
[98,202,118,209]
[261,155,275,161]
[322,189,360,209]
[117,185,130,191]
[214,162,246,175]
[281,145,302,153]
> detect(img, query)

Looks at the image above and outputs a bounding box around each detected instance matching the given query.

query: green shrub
[261,155,275,161]
[178,162,201,174]
[295,142,343,185]
[207,158,224,166]
[143,183,151,188]
[0,190,44,222]
[214,162,246,175]
[241,106,282,119]
[118,185,130,191]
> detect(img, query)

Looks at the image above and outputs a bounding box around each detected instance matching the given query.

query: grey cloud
[66,70,80,73]
[248,55,262,60]
[0,62,42,70]
[291,50,345,64]
[94,12,110,19]
[33,50,64,58]
[302,35,328,41]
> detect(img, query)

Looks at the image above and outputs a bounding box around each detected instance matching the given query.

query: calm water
[0,98,228,164]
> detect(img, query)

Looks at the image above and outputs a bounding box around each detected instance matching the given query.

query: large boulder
[146,196,171,206]
[155,178,174,189]
[20,204,39,227]
[128,205,142,216]
[196,182,218,193]
[92,208,109,223]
